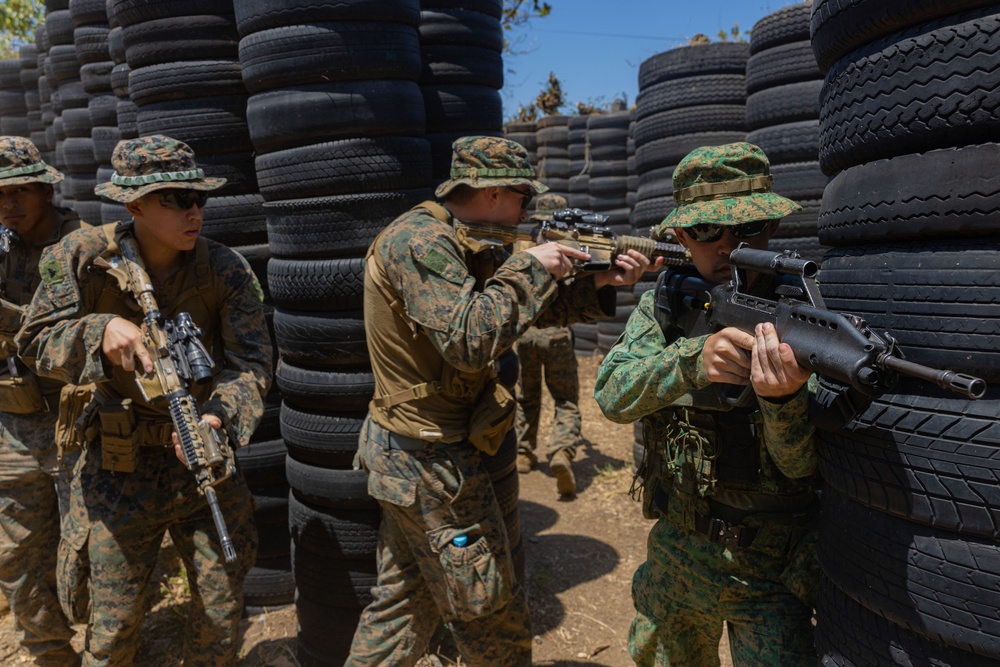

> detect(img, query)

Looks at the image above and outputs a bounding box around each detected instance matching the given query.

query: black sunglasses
[159,189,210,211]
[684,219,771,243]
[506,186,533,211]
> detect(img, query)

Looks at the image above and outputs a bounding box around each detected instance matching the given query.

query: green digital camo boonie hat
[531,193,568,221]
[435,136,549,198]
[94,134,226,203]
[656,142,799,233]
[0,136,64,186]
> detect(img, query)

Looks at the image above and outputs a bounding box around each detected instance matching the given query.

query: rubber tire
[275,360,375,413]
[272,308,369,370]
[280,404,366,469]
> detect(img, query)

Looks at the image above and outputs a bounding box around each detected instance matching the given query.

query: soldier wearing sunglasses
[595,143,820,667]
[17,135,272,666]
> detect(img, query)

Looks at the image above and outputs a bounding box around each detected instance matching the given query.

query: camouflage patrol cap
[94,134,226,203]
[434,136,549,198]
[656,142,799,232]
[531,193,568,221]
[0,136,64,186]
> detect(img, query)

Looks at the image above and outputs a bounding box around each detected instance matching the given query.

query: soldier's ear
[673,227,690,249]
[124,199,143,218]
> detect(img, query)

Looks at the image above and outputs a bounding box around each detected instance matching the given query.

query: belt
[385,432,459,451]
[653,483,758,550]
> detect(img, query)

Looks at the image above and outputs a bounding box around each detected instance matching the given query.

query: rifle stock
[98,227,237,562]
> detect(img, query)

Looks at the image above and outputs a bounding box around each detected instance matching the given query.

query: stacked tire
[20,45,43,150]
[419,0,504,180]
[46,0,89,212]
[0,55,29,138]
[632,42,748,237]
[809,2,1000,665]
[235,0,432,662]
[535,114,570,203]
[746,2,827,261]
[566,114,589,209]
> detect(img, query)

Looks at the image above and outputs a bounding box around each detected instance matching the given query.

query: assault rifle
[0,227,17,257]
[455,207,690,272]
[659,245,986,426]
[96,226,237,562]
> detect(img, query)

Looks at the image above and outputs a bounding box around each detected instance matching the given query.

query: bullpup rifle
[659,245,986,426]
[96,225,237,562]
[455,207,690,272]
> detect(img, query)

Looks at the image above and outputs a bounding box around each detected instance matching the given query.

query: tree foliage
[502,0,552,54]
[0,0,44,60]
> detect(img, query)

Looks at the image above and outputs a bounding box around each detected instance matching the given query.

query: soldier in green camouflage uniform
[0,136,87,666]
[16,135,272,667]
[594,143,820,666]
[346,136,661,667]
[514,194,582,496]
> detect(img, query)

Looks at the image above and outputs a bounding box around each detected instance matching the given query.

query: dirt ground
[0,355,734,666]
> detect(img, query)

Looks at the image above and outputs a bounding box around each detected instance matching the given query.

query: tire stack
[103,5,132,223]
[0,58,28,138]
[21,45,44,150]
[566,114,589,209]
[234,1,432,662]
[632,42,748,237]
[503,119,536,167]
[626,109,638,216]
[809,2,1000,665]
[66,0,114,225]
[745,2,827,262]
[535,113,570,204]
[418,0,505,181]
[46,1,88,213]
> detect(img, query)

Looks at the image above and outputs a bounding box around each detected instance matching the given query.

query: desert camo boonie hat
[94,134,226,203]
[0,136,64,186]
[655,142,800,236]
[531,193,568,221]
[434,136,549,199]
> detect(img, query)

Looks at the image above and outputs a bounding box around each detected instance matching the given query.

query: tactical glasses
[684,219,771,243]
[506,186,533,211]
[158,189,209,211]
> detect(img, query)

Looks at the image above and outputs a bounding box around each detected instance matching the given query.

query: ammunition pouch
[0,355,47,414]
[467,378,516,456]
[55,383,100,460]
[98,398,138,473]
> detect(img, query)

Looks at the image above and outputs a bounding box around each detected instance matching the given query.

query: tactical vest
[641,265,816,515]
[365,201,507,445]
[86,222,221,436]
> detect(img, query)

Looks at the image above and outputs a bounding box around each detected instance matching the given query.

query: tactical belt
[385,432,454,452]
[653,484,757,550]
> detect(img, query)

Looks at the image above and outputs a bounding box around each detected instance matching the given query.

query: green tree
[0,0,44,59]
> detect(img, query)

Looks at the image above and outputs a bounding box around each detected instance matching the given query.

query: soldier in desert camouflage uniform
[595,143,820,666]
[16,135,272,667]
[346,136,662,667]
[0,136,87,666]
[513,194,582,496]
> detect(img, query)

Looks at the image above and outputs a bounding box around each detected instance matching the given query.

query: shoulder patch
[420,247,453,276]
[40,259,64,285]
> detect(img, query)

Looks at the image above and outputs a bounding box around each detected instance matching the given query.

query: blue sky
[501,0,807,118]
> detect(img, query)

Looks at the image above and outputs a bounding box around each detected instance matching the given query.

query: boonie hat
[531,193,568,221]
[0,136,64,186]
[95,134,226,203]
[655,142,799,235]
[435,136,549,199]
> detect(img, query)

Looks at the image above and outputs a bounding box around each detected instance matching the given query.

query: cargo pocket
[430,523,513,623]
[366,470,417,508]
[57,523,91,625]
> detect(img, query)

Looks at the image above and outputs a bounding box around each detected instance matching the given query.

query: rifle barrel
[881,355,986,398]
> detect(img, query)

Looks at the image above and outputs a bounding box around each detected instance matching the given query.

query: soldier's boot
[517,449,537,474]
[549,449,576,496]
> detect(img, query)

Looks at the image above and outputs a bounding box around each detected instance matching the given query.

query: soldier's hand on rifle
[525,242,590,281]
[102,316,153,374]
[750,322,811,398]
[594,250,664,289]
[172,412,222,464]
[702,327,754,385]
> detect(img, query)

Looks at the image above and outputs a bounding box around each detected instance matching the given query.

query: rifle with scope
[658,245,986,426]
[455,207,690,272]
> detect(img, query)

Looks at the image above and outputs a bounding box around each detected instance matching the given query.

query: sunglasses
[684,219,771,243]
[506,186,533,211]
[159,189,209,211]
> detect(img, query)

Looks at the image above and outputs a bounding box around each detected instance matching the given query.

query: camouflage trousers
[62,442,257,667]
[628,518,816,666]
[0,410,80,667]
[514,327,581,460]
[346,417,531,667]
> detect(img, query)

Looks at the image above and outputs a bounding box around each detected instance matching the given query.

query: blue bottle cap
[451,534,468,548]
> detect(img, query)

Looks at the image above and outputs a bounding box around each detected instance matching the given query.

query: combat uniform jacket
[0,208,85,409]
[15,222,272,448]
[595,269,818,526]
[365,201,614,445]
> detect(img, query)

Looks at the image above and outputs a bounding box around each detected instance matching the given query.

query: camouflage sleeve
[532,272,615,327]
[757,386,817,479]
[384,213,561,372]
[594,290,711,424]
[199,246,273,448]
[0,299,23,355]
[15,230,119,385]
